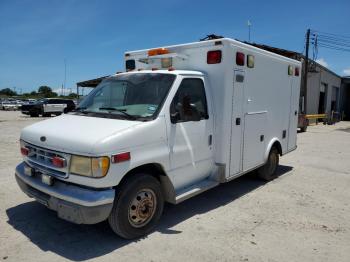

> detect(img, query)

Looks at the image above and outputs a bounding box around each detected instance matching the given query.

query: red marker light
[236,52,245,66]
[207,50,222,64]
[52,156,66,168]
[295,67,300,76]
[112,152,131,163]
[21,147,29,156]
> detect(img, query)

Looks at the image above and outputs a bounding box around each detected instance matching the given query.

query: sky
[0,0,350,94]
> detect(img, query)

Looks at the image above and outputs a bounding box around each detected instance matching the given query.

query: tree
[37,86,58,98]
[0,88,17,96]
[68,92,78,98]
[38,86,52,96]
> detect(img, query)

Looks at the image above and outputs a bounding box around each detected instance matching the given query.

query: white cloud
[343,68,350,76]
[316,58,328,68]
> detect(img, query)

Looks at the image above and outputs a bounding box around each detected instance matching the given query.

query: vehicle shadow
[6,165,293,261]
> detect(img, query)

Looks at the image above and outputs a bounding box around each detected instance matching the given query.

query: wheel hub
[128,189,157,228]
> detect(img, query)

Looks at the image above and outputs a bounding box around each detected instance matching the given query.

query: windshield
[77,73,176,120]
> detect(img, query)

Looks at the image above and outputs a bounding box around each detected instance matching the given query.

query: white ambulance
[15,37,301,239]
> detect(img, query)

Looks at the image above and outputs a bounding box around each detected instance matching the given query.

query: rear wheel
[257,147,279,181]
[108,174,164,239]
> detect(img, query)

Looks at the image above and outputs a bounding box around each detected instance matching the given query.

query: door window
[170,78,208,122]
[48,99,60,104]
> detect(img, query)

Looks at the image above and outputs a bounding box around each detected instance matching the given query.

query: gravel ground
[0,111,349,262]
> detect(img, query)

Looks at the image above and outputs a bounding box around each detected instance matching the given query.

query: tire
[30,112,39,117]
[63,108,68,114]
[42,113,51,117]
[257,147,279,181]
[300,125,307,132]
[108,174,164,239]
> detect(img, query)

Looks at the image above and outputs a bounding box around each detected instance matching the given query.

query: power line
[317,43,350,52]
[311,29,350,40]
[312,36,350,46]
[311,39,350,49]
[312,36,350,47]
[309,29,350,55]
[314,35,350,44]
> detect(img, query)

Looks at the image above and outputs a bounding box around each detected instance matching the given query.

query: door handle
[208,135,212,146]
[295,110,297,115]
[236,118,241,125]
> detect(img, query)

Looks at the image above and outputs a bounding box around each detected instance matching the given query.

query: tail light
[207,50,222,64]
[52,156,66,168]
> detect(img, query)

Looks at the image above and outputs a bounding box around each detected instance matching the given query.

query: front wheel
[108,174,164,239]
[257,147,279,181]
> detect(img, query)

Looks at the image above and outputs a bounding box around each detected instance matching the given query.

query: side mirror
[170,111,180,124]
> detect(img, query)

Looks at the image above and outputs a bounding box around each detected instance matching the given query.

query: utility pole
[303,29,310,114]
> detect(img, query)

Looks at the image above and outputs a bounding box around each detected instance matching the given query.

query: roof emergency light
[236,52,245,66]
[207,50,222,64]
[148,48,170,56]
[161,57,172,68]
[288,65,293,75]
[247,55,254,68]
[295,67,300,76]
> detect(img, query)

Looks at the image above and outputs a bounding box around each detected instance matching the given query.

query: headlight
[69,155,110,178]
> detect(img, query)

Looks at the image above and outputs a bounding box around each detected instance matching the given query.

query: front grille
[23,141,71,178]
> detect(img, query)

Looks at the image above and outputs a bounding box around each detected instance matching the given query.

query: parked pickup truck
[15,38,301,239]
[21,98,75,117]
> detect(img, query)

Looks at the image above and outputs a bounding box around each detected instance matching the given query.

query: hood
[20,114,143,155]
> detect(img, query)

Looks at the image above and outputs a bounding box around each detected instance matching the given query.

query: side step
[175,179,219,204]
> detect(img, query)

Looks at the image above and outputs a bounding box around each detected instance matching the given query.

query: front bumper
[15,162,115,224]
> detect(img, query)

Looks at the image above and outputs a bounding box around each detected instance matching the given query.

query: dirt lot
[0,111,349,262]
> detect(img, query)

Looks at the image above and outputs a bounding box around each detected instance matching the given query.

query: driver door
[167,77,214,189]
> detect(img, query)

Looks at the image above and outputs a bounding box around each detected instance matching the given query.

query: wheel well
[272,141,282,156]
[116,163,176,203]
[117,163,166,187]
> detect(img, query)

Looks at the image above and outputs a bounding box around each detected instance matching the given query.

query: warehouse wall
[341,78,350,120]
[306,65,341,116]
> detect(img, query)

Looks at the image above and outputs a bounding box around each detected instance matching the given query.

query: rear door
[288,78,299,150]
[44,99,66,113]
[229,70,245,176]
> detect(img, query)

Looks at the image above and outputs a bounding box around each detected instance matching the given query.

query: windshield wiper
[98,107,136,120]
[74,107,90,114]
